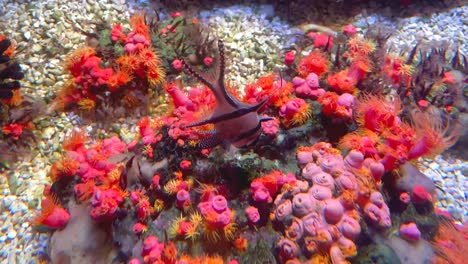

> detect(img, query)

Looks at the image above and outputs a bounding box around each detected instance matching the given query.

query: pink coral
[90,187,125,220]
[198,195,233,228]
[203,56,213,67]
[284,51,295,65]
[245,206,260,224]
[250,171,295,203]
[272,142,392,262]
[412,185,432,204]
[292,193,318,217]
[175,189,191,211]
[309,185,333,201]
[343,24,357,36]
[338,214,361,239]
[400,222,421,241]
[279,97,311,127]
[323,199,345,224]
[292,73,325,99]
[142,235,165,263]
[165,83,195,111]
[261,116,280,135]
[277,238,300,263]
[344,150,364,169]
[124,31,150,54]
[274,200,293,222]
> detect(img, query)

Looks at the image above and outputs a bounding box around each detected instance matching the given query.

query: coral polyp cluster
[271,142,389,263]
[54,15,164,116]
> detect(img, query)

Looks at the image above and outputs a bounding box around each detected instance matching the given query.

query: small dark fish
[182,41,273,148]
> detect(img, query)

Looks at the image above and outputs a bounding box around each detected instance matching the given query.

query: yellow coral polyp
[291,103,312,127]
[153,199,164,212]
[116,54,140,72]
[223,222,237,241]
[184,224,200,241]
[168,215,186,238]
[77,98,96,110]
[396,63,414,78]
[163,179,180,194]
[65,47,95,71]
[348,37,376,56]
[105,163,123,187]
[147,65,166,86]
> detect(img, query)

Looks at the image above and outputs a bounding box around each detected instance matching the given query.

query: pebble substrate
[0,0,466,262]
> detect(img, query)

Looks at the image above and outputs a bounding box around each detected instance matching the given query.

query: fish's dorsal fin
[181,40,240,108]
[216,40,240,107]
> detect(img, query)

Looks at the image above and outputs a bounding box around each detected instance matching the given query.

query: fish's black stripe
[186,103,262,128]
[231,121,262,144]
[209,97,269,125]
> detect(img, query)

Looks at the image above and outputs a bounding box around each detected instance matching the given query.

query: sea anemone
[297,50,329,77]
[31,194,70,231]
[407,110,459,159]
[279,97,312,127]
[354,94,402,133]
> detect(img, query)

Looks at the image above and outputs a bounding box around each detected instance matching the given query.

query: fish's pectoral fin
[252,97,270,112]
[198,133,224,149]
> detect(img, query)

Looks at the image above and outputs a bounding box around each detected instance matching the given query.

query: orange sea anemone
[338,130,380,158]
[347,37,376,57]
[64,47,96,74]
[407,110,459,160]
[31,194,70,231]
[354,94,402,133]
[130,14,150,37]
[116,54,140,73]
[431,220,468,264]
[297,50,329,77]
[62,130,87,151]
[107,70,132,91]
[327,70,357,94]
[147,64,166,86]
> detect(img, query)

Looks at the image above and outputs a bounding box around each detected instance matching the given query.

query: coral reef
[25,8,467,264]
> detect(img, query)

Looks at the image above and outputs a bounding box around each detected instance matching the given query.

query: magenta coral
[175,189,191,211]
[198,194,233,228]
[399,222,421,241]
[271,142,392,263]
[292,73,325,99]
[250,171,295,203]
[90,187,125,220]
[245,206,260,224]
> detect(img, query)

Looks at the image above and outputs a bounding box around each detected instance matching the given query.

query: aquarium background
[0,0,466,263]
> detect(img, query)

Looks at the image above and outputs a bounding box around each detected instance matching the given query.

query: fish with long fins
[182,40,274,148]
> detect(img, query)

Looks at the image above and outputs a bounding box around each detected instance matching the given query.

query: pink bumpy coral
[399,222,421,241]
[198,195,233,228]
[292,73,325,99]
[271,142,392,263]
[245,206,260,224]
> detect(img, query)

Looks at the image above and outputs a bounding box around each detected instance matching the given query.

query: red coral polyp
[90,188,125,220]
[297,50,329,77]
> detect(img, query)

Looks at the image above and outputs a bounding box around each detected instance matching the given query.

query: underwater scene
[0,0,467,263]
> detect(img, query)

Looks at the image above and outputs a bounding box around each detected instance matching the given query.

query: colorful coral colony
[1,9,466,264]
